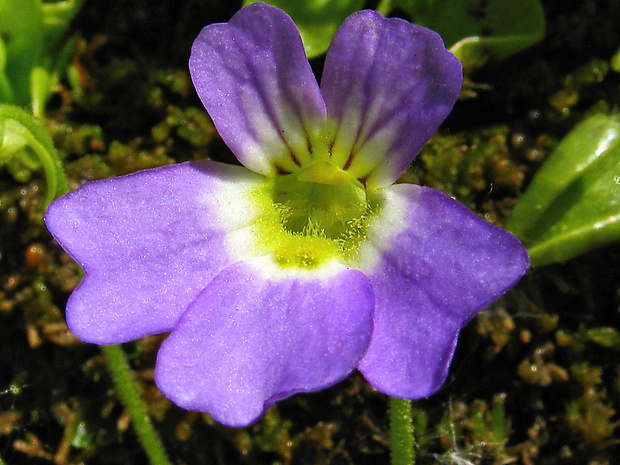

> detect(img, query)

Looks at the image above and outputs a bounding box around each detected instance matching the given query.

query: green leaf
[0,103,68,204]
[243,0,364,58]
[0,0,44,105]
[0,36,14,102]
[505,113,620,267]
[393,0,545,72]
[41,0,86,58]
[1,0,85,109]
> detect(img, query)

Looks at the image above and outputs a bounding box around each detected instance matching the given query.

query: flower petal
[190,2,326,176]
[155,258,374,427]
[44,161,263,344]
[321,11,462,188]
[356,184,529,397]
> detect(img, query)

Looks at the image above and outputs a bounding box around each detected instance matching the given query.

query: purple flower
[45,2,529,427]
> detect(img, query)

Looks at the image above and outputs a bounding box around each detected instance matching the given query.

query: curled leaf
[0,103,68,205]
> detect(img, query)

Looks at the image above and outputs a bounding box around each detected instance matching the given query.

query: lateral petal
[357,184,529,397]
[44,161,263,344]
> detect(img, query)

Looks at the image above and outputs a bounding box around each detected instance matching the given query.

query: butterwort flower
[45,2,529,427]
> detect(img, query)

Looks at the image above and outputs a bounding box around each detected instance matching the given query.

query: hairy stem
[102,345,172,465]
[375,0,393,16]
[389,397,415,465]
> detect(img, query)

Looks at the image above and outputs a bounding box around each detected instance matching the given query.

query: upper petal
[321,11,462,188]
[155,257,374,427]
[189,2,327,175]
[356,184,529,397]
[44,161,264,344]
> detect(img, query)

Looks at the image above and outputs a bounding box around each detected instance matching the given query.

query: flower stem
[389,397,415,465]
[102,345,172,465]
[375,0,393,16]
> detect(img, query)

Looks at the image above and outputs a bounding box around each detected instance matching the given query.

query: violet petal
[357,184,529,397]
[155,258,374,427]
[189,2,326,176]
[321,11,462,188]
[44,161,263,344]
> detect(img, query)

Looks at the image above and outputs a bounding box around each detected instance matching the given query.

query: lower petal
[154,257,374,427]
[356,184,529,398]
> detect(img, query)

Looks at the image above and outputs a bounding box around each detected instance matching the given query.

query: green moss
[436,396,516,465]
[566,362,620,448]
[417,126,524,211]
[549,58,610,119]
[107,140,172,175]
[163,105,216,148]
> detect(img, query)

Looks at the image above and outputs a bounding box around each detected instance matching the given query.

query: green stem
[0,37,15,103]
[389,397,415,465]
[0,74,14,103]
[102,345,172,465]
[375,0,393,16]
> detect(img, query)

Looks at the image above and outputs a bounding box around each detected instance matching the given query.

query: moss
[415,126,525,220]
[566,363,620,450]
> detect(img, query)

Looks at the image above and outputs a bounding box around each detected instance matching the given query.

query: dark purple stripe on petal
[321,11,462,187]
[190,3,326,175]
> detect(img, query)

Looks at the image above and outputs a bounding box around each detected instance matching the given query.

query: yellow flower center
[251,160,380,269]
